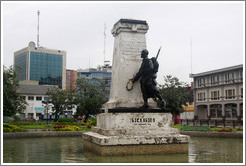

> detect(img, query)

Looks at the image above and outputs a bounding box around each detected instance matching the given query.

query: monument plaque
[82,19,190,156]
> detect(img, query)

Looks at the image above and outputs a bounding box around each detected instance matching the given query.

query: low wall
[3,131,243,139]
[3,131,84,139]
[180,131,243,138]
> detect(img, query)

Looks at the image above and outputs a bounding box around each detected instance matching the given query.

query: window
[28,96,34,100]
[225,89,235,99]
[225,104,237,118]
[197,78,205,87]
[197,92,206,101]
[28,113,34,119]
[211,91,220,100]
[36,96,42,101]
[240,104,243,118]
[239,70,243,82]
[14,52,28,81]
[29,52,63,88]
[225,73,234,83]
[210,105,222,118]
[211,75,219,85]
[241,88,243,98]
[36,113,42,120]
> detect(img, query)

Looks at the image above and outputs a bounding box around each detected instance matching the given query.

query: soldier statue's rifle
[155,46,162,61]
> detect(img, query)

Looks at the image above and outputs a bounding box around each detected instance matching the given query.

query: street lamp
[42,100,51,124]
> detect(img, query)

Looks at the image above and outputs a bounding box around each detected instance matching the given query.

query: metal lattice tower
[37,10,40,47]
[103,22,107,65]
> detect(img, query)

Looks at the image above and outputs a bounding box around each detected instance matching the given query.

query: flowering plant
[53,125,66,129]
[53,125,80,131]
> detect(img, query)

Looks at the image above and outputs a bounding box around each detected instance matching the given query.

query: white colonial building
[16,82,55,120]
[190,64,243,124]
[17,82,76,120]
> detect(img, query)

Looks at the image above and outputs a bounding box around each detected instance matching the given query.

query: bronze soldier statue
[131,49,166,109]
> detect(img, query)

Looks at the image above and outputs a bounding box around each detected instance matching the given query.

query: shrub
[172,125,183,130]
[13,122,44,125]
[217,129,232,132]
[53,125,66,130]
[12,115,21,122]
[51,122,87,126]
[53,125,80,131]
[3,123,22,132]
[58,117,75,122]
[86,117,96,128]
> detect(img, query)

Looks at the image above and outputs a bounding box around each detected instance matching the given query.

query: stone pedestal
[104,19,157,111]
[82,111,190,156]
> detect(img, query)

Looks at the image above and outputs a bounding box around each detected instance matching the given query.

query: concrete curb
[3,131,84,139]
[3,131,243,139]
[180,131,243,138]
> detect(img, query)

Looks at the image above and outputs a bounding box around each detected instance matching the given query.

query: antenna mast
[37,10,40,47]
[190,38,193,74]
[103,22,107,65]
[190,38,193,84]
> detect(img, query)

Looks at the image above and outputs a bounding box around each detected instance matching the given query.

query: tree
[47,87,76,122]
[3,66,27,116]
[159,75,190,115]
[75,77,106,121]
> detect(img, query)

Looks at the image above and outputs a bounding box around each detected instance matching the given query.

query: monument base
[82,139,188,156]
[82,111,190,156]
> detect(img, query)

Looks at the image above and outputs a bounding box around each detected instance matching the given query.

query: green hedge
[3,123,22,132]
[172,125,183,130]
[183,126,209,131]
[57,117,75,122]
[86,117,96,128]
[209,127,238,131]
[53,125,80,131]
[13,122,87,126]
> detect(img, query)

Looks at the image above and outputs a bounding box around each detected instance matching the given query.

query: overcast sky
[1,1,244,85]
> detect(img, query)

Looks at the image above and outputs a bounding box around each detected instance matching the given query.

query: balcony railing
[195,78,243,89]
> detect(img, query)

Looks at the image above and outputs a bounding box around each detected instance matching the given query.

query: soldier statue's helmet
[141,49,149,58]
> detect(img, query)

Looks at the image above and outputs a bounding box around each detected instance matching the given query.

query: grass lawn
[16,123,91,131]
[172,125,242,131]
[17,124,53,129]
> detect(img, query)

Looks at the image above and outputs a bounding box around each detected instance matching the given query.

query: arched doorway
[210,104,222,118]
[197,105,208,119]
[240,103,243,118]
[225,103,237,118]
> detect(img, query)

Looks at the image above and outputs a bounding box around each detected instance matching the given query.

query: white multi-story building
[17,82,77,120]
[17,82,55,120]
[190,64,243,123]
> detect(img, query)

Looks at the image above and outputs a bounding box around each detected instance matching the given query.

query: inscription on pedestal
[130,117,156,126]
[121,35,145,63]
[96,112,172,129]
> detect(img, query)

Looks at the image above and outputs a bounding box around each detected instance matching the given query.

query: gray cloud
[2,2,244,85]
